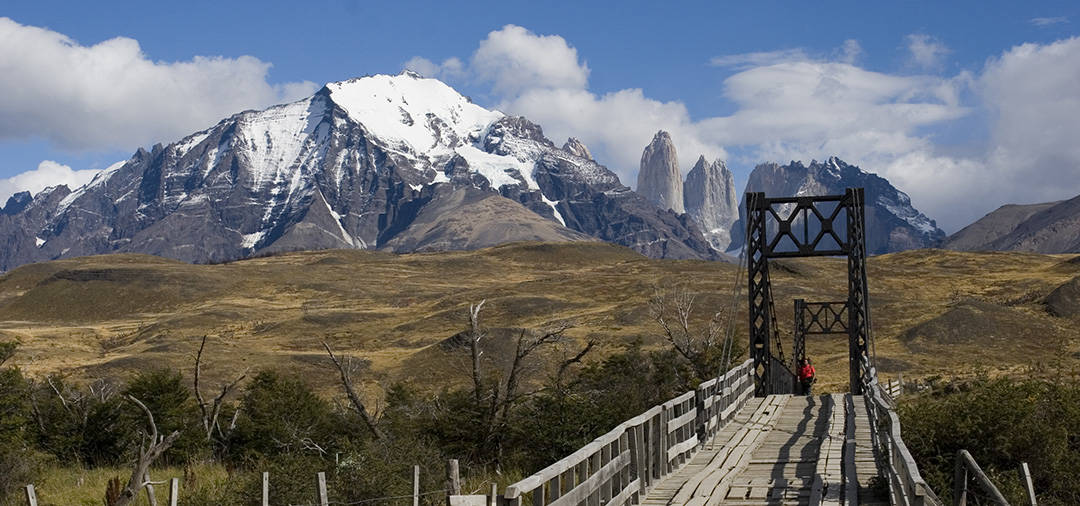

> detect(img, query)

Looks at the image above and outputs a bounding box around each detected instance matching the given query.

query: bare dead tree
[109,395,181,506]
[462,301,591,466]
[650,283,726,380]
[193,335,247,443]
[468,299,487,407]
[322,342,384,440]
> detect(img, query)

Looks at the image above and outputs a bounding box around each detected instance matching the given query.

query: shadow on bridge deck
[640,394,887,506]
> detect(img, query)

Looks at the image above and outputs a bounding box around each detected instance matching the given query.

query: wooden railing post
[24,485,37,506]
[447,459,461,496]
[627,423,642,499]
[262,471,269,506]
[169,477,179,506]
[317,471,329,506]
[413,465,420,506]
[1020,462,1037,505]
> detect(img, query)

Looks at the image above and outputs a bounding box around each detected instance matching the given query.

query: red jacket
[798,365,815,381]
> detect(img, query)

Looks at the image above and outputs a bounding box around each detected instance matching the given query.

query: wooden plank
[25,485,37,506]
[667,437,698,462]
[603,478,639,506]
[674,395,790,506]
[548,450,629,506]
[667,408,697,432]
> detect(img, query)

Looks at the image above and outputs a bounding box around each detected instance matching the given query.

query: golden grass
[21,464,229,506]
[1,242,1078,398]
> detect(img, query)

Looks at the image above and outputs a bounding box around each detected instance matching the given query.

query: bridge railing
[499,359,755,506]
[860,356,942,506]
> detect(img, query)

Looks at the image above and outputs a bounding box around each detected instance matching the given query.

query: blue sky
[1,1,1079,231]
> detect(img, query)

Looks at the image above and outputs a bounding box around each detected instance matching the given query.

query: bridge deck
[641,394,886,505]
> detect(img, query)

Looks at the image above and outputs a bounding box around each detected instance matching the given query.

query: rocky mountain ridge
[727,157,946,255]
[0,72,720,271]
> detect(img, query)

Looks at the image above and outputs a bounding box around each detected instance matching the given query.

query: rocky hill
[945,195,1080,253]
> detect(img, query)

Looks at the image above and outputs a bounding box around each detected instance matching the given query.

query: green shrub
[31,376,133,466]
[123,369,208,465]
[899,376,1080,506]
[227,370,340,464]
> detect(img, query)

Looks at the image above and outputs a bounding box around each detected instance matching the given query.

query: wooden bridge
[455,189,944,506]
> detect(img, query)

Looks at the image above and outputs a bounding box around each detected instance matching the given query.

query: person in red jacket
[798,358,816,395]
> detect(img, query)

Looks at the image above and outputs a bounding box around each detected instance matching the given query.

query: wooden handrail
[500,359,755,505]
[859,355,942,506]
[953,449,1009,506]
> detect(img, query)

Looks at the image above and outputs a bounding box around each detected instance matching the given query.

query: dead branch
[650,283,725,380]
[109,395,181,506]
[322,342,383,440]
[193,335,247,442]
[557,338,598,385]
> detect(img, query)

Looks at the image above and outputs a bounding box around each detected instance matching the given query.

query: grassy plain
[1,242,1078,397]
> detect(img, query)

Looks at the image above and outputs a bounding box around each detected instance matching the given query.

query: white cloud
[905,34,951,70]
[0,160,101,205]
[977,37,1080,205]
[710,48,811,69]
[405,25,725,183]
[403,56,465,80]
[469,25,590,97]
[0,17,317,151]
[1030,17,1068,27]
[836,39,863,65]
[407,27,1080,233]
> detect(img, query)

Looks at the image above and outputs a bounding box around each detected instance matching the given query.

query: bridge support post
[846,188,871,394]
[746,192,774,396]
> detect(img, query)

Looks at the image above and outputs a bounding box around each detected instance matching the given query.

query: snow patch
[325,202,357,247]
[326,74,502,154]
[453,145,535,190]
[241,230,267,249]
[35,237,45,247]
[541,195,566,226]
[55,160,126,215]
[235,97,319,188]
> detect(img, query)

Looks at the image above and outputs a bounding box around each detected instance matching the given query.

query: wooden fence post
[24,484,37,506]
[413,465,420,506]
[317,472,329,506]
[447,459,461,496]
[490,483,498,506]
[262,472,269,506]
[169,477,179,506]
[1020,462,1037,505]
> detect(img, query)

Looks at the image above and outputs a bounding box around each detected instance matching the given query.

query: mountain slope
[728,157,945,255]
[944,201,1061,251]
[0,72,718,271]
[982,194,1080,253]
[379,185,590,252]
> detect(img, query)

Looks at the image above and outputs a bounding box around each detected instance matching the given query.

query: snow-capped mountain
[0,72,718,271]
[727,157,945,255]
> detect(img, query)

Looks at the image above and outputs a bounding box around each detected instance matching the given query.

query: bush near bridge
[0,338,740,505]
[898,375,1080,506]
